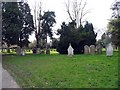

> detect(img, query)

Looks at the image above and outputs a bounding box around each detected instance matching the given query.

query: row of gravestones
[67,44,102,56]
[16,47,50,55]
[84,44,102,55]
[84,43,113,56]
[68,43,113,57]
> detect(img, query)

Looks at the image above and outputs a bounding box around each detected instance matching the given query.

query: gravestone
[46,49,50,54]
[32,47,37,54]
[16,46,21,55]
[96,44,102,54]
[36,48,40,54]
[46,44,50,54]
[106,43,113,56]
[21,49,25,56]
[67,43,74,56]
[90,45,95,54]
[84,45,90,54]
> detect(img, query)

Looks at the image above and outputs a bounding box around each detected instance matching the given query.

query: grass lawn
[2,51,118,88]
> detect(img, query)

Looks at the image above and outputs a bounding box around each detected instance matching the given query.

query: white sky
[28,0,115,42]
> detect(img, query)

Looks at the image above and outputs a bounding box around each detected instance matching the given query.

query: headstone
[36,48,40,54]
[84,45,90,54]
[32,47,37,54]
[46,44,50,54]
[67,43,74,56]
[106,43,113,56]
[20,48,25,56]
[21,49,25,56]
[46,49,50,54]
[90,45,95,54]
[16,46,21,55]
[96,44,102,54]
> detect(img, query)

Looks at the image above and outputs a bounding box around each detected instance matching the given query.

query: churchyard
[2,0,120,88]
[2,50,118,88]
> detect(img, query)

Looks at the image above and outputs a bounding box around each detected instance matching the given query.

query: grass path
[2,52,118,88]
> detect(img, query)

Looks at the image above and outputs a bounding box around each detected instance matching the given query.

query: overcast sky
[28,0,115,42]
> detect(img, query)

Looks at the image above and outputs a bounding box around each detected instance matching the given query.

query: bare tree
[65,0,89,27]
[33,0,43,53]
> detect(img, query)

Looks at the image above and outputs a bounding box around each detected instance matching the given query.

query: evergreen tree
[18,2,34,47]
[57,21,97,54]
[41,11,56,53]
[2,2,22,51]
[2,2,34,50]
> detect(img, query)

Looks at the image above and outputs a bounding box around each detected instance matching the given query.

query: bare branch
[65,0,74,21]
[79,0,87,25]
[78,0,83,11]
[65,0,89,27]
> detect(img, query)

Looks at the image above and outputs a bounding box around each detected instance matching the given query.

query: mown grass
[2,51,118,88]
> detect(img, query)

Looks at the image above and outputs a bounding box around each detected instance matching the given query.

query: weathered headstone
[16,46,21,55]
[90,45,95,54]
[46,49,50,54]
[67,43,74,56]
[46,44,50,54]
[36,48,40,54]
[106,43,113,56]
[84,45,90,54]
[21,48,25,56]
[96,44,102,54]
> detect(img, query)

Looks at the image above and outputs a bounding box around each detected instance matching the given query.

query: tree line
[2,2,56,53]
[2,0,119,54]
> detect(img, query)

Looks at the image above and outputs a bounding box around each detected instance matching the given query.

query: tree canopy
[57,21,97,54]
[2,2,34,48]
[108,0,120,48]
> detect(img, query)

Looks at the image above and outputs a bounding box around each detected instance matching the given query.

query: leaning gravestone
[90,45,95,54]
[106,43,113,56]
[67,43,74,56]
[96,44,102,54]
[84,45,90,54]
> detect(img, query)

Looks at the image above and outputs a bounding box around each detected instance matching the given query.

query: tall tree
[108,19,120,48]
[18,2,34,47]
[2,2,34,52]
[84,21,96,45]
[33,1,43,49]
[41,11,56,54]
[108,0,120,50]
[2,2,22,52]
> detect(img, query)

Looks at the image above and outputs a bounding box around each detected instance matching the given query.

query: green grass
[2,51,118,88]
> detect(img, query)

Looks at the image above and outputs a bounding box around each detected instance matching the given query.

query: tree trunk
[36,36,40,54]
[7,44,10,53]
[118,46,120,54]
[36,36,39,48]
[1,47,3,53]
[45,34,47,54]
